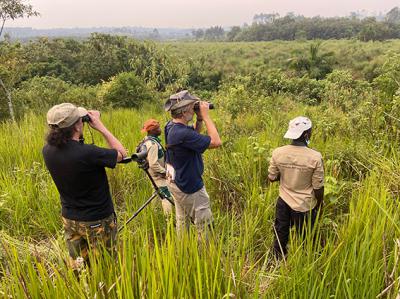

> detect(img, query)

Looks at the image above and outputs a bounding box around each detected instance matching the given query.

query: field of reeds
[0,97,399,298]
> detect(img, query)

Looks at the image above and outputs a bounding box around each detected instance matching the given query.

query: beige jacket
[144,139,167,187]
[268,144,324,212]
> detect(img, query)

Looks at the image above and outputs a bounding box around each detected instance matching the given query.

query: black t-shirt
[42,140,118,221]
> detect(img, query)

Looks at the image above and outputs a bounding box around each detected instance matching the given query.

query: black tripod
[117,152,174,232]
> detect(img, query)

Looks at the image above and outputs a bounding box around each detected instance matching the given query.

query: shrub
[100,72,154,108]
[11,77,105,117]
[373,54,400,100]
[186,57,223,91]
[130,42,185,91]
[12,76,71,116]
[324,70,373,112]
[60,85,103,109]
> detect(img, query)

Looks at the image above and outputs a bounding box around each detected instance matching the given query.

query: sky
[7,0,400,29]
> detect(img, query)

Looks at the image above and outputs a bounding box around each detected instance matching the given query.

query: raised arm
[197,101,222,149]
[87,110,127,162]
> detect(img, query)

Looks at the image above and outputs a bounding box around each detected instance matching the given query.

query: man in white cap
[42,103,127,271]
[164,90,222,238]
[268,116,324,258]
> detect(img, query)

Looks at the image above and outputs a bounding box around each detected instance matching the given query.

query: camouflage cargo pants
[62,213,117,269]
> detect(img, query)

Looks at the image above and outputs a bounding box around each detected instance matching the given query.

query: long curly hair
[46,122,78,147]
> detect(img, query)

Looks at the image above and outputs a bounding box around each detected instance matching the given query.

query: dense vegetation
[194,7,400,42]
[0,35,400,297]
[1,35,400,118]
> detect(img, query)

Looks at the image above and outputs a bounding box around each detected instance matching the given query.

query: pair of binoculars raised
[194,102,214,111]
[82,115,91,123]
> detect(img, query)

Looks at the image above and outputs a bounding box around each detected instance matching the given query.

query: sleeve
[268,151,280,181]
[146,141,166,174]
[87,145,118,169]
[182,129,211,154]
[312,156,324,190]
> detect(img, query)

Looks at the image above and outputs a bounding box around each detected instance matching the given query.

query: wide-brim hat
[164,90,199,111]
[47,103,88,128]
[284,116,312,139]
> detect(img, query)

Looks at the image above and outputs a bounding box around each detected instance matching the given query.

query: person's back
[165,121,209,194]
[43,140,116,221]
[42,103,127,271]
[268,116,324,258]
[143,137,166,182]
[269,144,323,212]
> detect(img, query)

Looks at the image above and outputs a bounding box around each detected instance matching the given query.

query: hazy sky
[7,0,400,28]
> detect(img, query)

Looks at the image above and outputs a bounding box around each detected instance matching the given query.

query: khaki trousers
[167,182,213,234]
[160,191,174,215]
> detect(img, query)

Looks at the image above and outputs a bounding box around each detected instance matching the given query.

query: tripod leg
[143,168,175,206]
[164,196,174,206]
[118,191,158,233]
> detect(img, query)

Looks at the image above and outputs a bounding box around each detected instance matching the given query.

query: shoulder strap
[136,136,152,154]
[145,136,166,160]
[165,121,186,164]
[146,136,164,151]
[165,121,184,149]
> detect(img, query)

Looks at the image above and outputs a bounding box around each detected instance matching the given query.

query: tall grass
[165,40,400,80]
[0,104,399,298]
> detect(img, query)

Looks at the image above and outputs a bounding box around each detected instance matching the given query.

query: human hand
[87,110,105,131]
[196,101,210,120]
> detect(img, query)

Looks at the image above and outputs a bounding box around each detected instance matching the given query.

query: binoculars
[194,102,214,111]
[82,115,91,123]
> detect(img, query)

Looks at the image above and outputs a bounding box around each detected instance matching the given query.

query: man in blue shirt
[164,90,222,236]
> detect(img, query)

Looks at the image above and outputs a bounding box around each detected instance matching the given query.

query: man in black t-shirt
[42,103,127,270]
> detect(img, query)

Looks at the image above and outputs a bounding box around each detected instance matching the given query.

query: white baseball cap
[284,116,312,139]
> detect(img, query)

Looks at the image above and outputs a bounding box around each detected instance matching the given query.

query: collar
[172,119,189,126]
[170,121,189,128]
[148,135,161,142]
[291,140,308,147]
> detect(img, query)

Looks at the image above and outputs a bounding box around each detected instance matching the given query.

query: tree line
[192,7,400,42]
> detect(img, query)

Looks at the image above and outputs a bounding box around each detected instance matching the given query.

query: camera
[117,149,149,168]
[132,149,148,162]
[82,115,91,123]
[194,102,214,111]
[132,145,149,169]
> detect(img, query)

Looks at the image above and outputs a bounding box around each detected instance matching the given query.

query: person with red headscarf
[140,119,173,215]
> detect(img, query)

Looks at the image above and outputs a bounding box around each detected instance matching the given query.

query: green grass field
[165,39,400,80]
[0,95,399,298]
